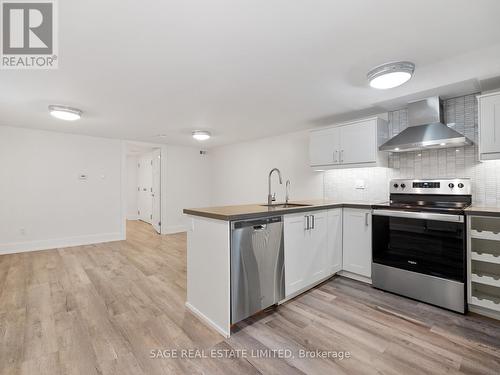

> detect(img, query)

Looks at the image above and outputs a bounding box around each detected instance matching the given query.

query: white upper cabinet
[309,117,388,169]
[309,127,340,166]
[342,208,372,278]
[478,92,500,161]
[340,119,377,165]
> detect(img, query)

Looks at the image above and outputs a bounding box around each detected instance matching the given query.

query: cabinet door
[327,208,343,275]
[340,119,377,165]
[284,213,310,296]
[480,94,500,158]
[307,211,328,284]
[309,127,340,166]
[284,210,328,296]
[342,208,372,277]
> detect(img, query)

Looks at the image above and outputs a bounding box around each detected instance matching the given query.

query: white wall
[165,145,211,233]
[0,126,123,254]
[126,155,138,220]
[209,130,323,206]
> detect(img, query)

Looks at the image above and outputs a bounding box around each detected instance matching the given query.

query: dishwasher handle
[232,216,282,229]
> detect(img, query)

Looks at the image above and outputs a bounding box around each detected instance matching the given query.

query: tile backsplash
[324,94,500,206]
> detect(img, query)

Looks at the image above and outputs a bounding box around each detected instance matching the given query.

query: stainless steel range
[372,178,472,313]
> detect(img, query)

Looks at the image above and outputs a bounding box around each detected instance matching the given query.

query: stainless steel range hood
[379,96,472,152]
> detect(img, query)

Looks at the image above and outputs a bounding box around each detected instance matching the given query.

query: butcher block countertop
[183,199,388,221]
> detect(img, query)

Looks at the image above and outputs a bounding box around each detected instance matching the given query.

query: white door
[309,127,341,166]
[342,208,372,277]
[138,153,153,224]
[307,210,328,284]
[340,119,377,165]
[151,149,162,233]
[327,208,343,275]
[284,213,309,296]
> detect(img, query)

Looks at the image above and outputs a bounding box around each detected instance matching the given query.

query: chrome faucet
[285,180,290,204]
[268,168,283,205]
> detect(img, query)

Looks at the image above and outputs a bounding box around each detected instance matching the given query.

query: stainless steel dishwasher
[231,216,285,324]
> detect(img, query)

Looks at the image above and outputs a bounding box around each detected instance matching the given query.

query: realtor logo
[1,0,58,69]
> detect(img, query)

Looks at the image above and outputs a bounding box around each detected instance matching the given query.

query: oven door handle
[372,209,464,223]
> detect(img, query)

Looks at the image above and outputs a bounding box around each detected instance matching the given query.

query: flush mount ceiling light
[192,130,211,141]
[367,61,415,89]
[49,105,82,121]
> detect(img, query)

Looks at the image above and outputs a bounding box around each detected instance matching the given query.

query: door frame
[121,141,168,239]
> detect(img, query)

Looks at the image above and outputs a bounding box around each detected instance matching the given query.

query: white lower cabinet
[327,208,343,275]
[342,208,372,278]
[284,209,342,297]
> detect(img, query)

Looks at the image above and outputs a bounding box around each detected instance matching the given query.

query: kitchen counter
[184,199,382,338]
[465,205,500,217]
[183,199,388,221]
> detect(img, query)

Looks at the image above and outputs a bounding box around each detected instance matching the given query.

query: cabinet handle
[311,215,315,229]
[305,215,310,230]
[333,150,338,163]
[365,212,369,226]
[340,150,344,163]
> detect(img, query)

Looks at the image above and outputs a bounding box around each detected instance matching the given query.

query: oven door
[372,210,465,282]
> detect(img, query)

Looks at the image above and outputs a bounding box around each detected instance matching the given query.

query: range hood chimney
[379,96,472,152]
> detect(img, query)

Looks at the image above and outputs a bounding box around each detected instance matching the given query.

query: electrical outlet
[355,179,366,189]
[20,228,26,235]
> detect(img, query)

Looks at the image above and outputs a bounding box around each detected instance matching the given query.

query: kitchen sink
[261,203,312,209]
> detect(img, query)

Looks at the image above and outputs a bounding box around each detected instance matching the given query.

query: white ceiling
[2,0,500,148]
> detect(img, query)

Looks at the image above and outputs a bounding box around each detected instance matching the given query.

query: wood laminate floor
[1,220,500,374]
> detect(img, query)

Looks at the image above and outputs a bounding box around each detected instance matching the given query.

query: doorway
[126,143,162,234]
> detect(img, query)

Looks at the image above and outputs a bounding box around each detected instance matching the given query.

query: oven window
[372,215,465,282]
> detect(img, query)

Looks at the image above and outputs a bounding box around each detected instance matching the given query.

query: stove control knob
[400,183,406,189]
[458,183,464,188]
[393,183,399,188]
[449,183,455,188]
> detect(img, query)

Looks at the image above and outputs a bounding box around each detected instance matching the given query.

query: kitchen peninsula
[183,199,384,337]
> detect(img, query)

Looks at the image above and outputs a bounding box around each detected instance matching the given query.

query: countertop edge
[465,209,500,217]
[183,202,377,221]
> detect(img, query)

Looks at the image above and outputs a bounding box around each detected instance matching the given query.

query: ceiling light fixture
[192,130,211,141]
[49,105,82,121]
[367,61,415,89]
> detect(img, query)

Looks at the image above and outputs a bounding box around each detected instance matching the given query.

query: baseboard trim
[337,270,372,284]
[0,232,123,255]
[164,225,187,234]
[279,273,336,304]
[469,305,500,321]
[185,302,230,338]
